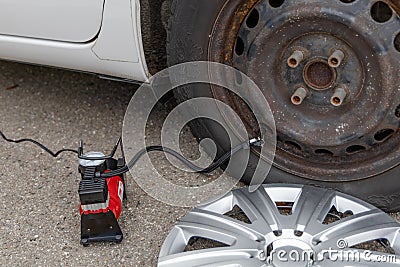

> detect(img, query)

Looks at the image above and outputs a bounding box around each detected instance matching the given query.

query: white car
[2,0,400,211]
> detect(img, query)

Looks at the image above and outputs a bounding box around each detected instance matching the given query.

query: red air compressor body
[78,152,126,246]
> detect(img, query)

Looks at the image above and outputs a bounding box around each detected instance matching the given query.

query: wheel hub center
[281,33,363,109]
[303,59,336,90]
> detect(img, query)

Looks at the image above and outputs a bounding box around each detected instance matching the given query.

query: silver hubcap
[158,184,400,266]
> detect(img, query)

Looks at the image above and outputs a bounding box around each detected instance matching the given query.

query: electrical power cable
[0,130,79,157]
[1,130,264,177]
[98,138,264,178]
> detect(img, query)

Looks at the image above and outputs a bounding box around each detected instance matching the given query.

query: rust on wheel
[208,0,400,181]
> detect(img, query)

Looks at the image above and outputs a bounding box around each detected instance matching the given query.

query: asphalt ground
[0,61,193,266]
[1,60,400,266]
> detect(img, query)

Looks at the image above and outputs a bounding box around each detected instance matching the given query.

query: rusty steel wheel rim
[209,0,400,181]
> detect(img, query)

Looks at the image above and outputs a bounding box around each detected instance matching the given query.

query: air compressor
[0,130,264,246]
[77,139,127,246]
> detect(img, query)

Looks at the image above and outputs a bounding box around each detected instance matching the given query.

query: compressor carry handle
[78,137,123,161]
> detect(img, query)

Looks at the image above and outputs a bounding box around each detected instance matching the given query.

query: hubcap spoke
[284,186,336,232]
[314,209,400,250]
[182,208,265,241]
[233,187,282,234]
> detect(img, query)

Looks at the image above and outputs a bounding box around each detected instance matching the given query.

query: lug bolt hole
[371,1,393,23]
[269,0,285,8]
[395,33,400,52]
[315,149,334,156]
[395,105,400,118]
[246,8,260,28]
[285,141,302,151]
[346,145,366,154]
[374,129,395,142]
[340,0,356,3]
[235,37,245,56]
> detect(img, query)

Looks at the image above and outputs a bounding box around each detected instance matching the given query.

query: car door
[0,0,104,43]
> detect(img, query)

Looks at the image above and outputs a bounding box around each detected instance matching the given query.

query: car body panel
[92,0,139,63]
[0,0,150,82]
[0,0,105,43]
